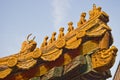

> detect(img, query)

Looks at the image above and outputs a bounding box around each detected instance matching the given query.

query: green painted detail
[63,55,87,74]
[40,66,63,80]
[30,77,40,80]
[54,67,63,77]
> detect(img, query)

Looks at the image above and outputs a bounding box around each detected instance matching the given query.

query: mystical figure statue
[77,12,86,27]
[20,34,37,54]
[89,4,97,19]
[58,27,64,40]
[51,32,56,43]
[41,36,48,47]
[67,21,74,33]
[89,4,102,19]
[95,7,102,15]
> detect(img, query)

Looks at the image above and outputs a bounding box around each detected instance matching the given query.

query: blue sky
[0,0,120,80]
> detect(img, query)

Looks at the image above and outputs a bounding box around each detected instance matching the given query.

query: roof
[0,5,118,80]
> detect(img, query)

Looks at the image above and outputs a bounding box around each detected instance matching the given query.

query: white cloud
[52,0,70,31]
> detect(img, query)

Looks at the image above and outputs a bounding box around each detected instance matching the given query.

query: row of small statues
[20,4,102,53]
[41,21,75,47]
[41,4,102,47]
